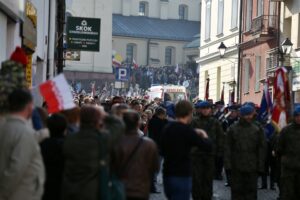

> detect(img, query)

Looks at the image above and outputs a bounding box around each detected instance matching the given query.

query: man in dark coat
[62,105,108,200]
[277,106,300,200]
[224,104,266,200]
[40,114,67,200]
[191,101,224,200]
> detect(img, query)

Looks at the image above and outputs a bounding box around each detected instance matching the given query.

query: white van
[147,85,187,103]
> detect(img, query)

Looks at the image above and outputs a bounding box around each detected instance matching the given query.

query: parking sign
[115,67,130,81]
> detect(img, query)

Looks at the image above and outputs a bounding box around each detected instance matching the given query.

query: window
[255,56,261,91]
[126,44,136,63]
[165,47,174,65]
[205,0,212,40]
[179,4,188,20]
[139,2,149,16]
[217,0,224,35]
[231,0,238,29]
[244,59,250,93]
[245,0,253,31]
[257,0,263,17]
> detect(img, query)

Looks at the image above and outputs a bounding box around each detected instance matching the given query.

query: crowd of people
[2,47,300,200]
[1,87,300,200]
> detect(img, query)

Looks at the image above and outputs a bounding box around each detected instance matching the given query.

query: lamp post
[218,42,227,58]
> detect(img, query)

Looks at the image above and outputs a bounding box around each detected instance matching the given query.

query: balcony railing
[251,15,277,35]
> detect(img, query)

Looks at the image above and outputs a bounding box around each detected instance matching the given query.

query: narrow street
[150,173,279,200]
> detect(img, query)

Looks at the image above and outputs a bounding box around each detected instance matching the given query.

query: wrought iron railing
[251,15,278,35]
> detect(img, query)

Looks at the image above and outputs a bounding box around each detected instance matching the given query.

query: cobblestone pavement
[150,173,279,200]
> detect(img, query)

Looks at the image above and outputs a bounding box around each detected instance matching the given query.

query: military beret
[195,101,211,109]
[240,105,255,116]
[293,106,300,116]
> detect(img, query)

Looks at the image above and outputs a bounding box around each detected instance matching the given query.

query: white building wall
[112,36,188,66]
[65,0,112,73]
[199,0,239,103]
[113,0,201,21]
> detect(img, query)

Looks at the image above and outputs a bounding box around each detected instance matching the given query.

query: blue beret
[240,105,255,116]
[294,106,300,116]
[243,102,255,108]
[195,101,211,109]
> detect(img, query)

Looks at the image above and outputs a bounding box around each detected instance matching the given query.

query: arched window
[139,1,149,16]
[179,4,188,20]
[165,47,175,65]
[126,43,137,63]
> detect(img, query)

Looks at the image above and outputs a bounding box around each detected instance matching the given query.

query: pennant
[39,74,75,114]
[112,53,123,67]
[271,67,291,131]
[175,64,179,74]
[220,84,224,102]
[133,59,138,69]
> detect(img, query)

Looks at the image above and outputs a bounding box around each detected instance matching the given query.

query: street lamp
[218,42,227,58]
[281,38,293,55]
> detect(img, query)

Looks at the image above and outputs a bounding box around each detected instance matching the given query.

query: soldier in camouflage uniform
[222,104,240,187]
[191,101,224,200]
[277,106,300,200]
[224,104,266,200]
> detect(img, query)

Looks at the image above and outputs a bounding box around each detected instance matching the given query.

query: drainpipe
[237,0,243,104]
[147,38,150,66]
[47,0,56,79]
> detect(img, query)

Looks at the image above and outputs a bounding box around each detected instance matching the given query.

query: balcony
[251,15,277,40]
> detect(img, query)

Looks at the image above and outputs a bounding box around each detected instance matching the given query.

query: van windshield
[168,92,186,102]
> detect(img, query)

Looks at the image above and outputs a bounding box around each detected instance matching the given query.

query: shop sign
[66,17,101,51]
[26,54,32,88]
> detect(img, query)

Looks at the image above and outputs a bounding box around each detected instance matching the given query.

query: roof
[113,14,200,41]
[184,37,200,49]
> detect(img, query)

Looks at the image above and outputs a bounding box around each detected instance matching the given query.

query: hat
[240,105,255,116]
[10,47,28,66]
[215,100,225,106]
[293,106,300,116]
[195,101,211,109]
[243,102,255,109]
[228,104,241,111]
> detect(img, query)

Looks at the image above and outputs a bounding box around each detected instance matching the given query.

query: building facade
[239,0,279,104]
[64,0,113,83]
[280,0,300,103]
[198,0,240,104]
[0,0,53,106]
[0,0,24,63]
[112,0,200,67]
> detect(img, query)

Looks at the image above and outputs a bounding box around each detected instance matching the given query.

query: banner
[271,67,291,131]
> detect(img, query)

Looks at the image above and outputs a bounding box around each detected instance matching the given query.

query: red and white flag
[133,59,138,69]
[39,74,75,114]
[271,67,291,131]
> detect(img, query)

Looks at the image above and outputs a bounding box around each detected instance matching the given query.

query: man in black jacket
[148,107,168,193]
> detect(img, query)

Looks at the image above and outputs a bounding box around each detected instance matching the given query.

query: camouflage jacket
[277,122,300,172]
[224,119,266,173]
[191,115,224,156]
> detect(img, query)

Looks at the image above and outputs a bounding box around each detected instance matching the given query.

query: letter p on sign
[116,67,130,81]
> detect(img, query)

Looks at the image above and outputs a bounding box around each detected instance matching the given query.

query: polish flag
[133,59,138,69]
[39,74,76,114]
